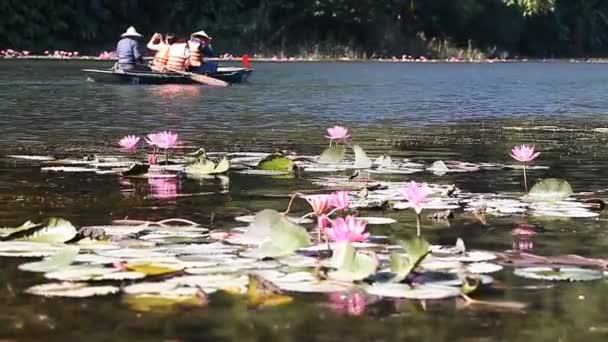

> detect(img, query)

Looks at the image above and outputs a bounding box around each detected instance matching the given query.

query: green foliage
[524,178,573,203]
[329,241,378,282]
[319,146,346,164]
[258,154,293,172]
[247,209,311,259]
[390,238,431,283]
[0,0,607,57]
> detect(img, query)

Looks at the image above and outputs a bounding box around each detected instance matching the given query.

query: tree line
[0,0,606,58]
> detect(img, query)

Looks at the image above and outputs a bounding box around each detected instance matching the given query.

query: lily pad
[44,266,118,281]
[525,179,573,203]
[328,242,378,282]
[25,282,119,298]
[123,292,207,312]
[244,209,311,258]
[390,238,431,283]
[0,220,40,239]
[0,241,60,257]
[427,160,450,176]
[466,262,504,274]
[185,157,230,176]
[359,217,397,225]
[513,266,603,281]
[124,260,185,276]
[258,154,294,172]
[319,146,346,164]
[365,283,460,299]
[353,145,372,169]
[19,218,78,243]
[18,246,80,273]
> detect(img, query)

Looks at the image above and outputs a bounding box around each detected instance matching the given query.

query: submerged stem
[284,192,306,214]
[416,213,421,237]
[523,163,528,192]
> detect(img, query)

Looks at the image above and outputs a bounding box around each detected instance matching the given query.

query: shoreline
[2,55,608,64]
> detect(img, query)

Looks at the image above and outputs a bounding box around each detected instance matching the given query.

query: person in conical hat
[116,26,146,71]
[187,30,217,74]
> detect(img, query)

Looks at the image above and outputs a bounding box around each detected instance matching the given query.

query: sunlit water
[1,60,608,340]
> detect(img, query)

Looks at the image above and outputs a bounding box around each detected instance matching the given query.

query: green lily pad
[390,238,431,283]
[513,266,603,281]
[18,246,80,273]
[525,178,573,203]
[353,145,372,169]
[44,266,117,281]
[16,218,78,243]
[328,242,378,282]
[123,292,207,313]
[242,209,311,258]
[25,282,120,298]
[319,145,346,164]
[258,154,293,172]
[428,160,449,176]
[365,283,460,299]
[185,157,230,176]
[0,220,39,239]
[125,260,185,276]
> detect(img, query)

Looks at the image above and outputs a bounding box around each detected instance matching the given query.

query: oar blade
[190,73,229,87]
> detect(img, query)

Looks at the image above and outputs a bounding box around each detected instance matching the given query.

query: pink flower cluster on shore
[0,49,30,57]
[99,51,118,60]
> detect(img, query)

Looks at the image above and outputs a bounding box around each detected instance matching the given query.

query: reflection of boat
[83,67,252,85]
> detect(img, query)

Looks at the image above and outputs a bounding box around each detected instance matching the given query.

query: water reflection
[512,223,537,252]
[147,176,179,199]
[327,291,367,316]
[146,85,203,100]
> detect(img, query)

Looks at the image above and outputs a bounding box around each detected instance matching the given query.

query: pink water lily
[399,181,429,237]
[510,144,540,191]
[326,215,369,242]
[510,145,540,163]
[325,126,350,143]
[304,194,332,216]
[399,181,429,215]
[145,131,180,149]
[118,135,140,150]
[330,191,350,210]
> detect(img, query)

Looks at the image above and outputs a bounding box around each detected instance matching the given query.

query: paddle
[167,68,228,87]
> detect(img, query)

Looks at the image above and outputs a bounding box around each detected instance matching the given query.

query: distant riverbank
[2,55,608,64]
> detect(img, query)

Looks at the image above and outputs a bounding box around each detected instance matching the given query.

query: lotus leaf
[258,154,293,172]
[319,145,346,164]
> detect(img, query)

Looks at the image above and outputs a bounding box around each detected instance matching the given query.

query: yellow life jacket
[188,41,201,67]
[166,43,188,72]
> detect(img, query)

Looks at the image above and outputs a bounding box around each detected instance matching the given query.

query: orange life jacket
[166,43,188,72]
[151,45,170,71]
[188,41,201,67]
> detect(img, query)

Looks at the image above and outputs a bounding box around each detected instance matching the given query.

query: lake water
[1,60,608,340]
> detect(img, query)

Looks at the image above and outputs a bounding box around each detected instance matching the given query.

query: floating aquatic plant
[146,131,180,163]
[399,181,429,237]
[510,144,540,191]
[118,135,140,150]
[325,125,350,146]
[326,216,369,242]
[390,238,430,283]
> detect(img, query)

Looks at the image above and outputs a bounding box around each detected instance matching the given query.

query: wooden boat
[83,67,252,85]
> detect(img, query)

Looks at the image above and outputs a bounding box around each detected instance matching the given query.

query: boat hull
[83,67,252,85]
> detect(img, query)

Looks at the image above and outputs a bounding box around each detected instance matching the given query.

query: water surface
[1,60,608,341]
